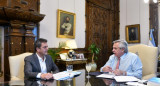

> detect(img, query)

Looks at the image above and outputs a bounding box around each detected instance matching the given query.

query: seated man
[24,38,59,80]
[100,39,142,79]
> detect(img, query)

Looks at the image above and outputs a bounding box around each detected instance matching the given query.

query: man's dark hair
[66,16,70,20]
[34,38,47,52]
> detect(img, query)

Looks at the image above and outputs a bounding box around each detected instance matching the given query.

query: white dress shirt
[36,53,47,78]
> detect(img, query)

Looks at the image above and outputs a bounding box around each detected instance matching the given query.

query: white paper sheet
[126,82,147,86]
[53,71,81,80]
[96,74,115,79]
[114,76,140,82]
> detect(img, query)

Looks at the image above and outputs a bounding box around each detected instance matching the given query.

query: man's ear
[121,48,125,52]
[36,47,40,52]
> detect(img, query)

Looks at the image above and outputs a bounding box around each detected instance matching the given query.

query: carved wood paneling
[149,2,158,46]
[0,0,7,6]
[10,0,39,12]
[86,0,119,69]
[10,36,23,55]
[25,37,35,52]
[0,0,43,81]
[0,0,40,12]
[26,0,40,12]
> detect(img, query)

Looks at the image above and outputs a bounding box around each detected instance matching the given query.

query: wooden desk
[1,70,154,86]
[56,59,87,71]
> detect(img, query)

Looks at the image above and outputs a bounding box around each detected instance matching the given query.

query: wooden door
[86,0,119,69]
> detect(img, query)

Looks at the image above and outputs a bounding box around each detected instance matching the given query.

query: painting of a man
[129,28,137,41]
[61,16,72,35]
[57,9,76,38]
[126,24,140,43]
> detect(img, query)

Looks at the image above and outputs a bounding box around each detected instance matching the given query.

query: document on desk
[96,74,115,79]
[53,71,81,80]
[114,76,139,82]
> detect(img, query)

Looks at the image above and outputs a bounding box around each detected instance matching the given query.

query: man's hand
[113,69,125,76]
[40,73,53,80]
[102,66,113,72]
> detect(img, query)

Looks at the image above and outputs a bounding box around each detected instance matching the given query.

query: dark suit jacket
[24,53,59,78]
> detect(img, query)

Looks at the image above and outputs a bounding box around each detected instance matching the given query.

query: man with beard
[61,16,72,35]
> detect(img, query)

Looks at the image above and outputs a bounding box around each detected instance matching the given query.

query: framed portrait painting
[57,9,76,38]
[125,24,140,43]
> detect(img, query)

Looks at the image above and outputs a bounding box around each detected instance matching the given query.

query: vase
[90,62,97,72]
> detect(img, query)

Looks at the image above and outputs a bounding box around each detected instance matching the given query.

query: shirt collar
[120,53,127,59]
[36,53,46,62]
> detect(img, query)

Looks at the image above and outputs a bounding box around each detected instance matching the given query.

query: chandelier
[144,0,158,3]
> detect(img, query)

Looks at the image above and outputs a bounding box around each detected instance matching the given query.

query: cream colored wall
[120,0,150,45]
[39,0,152,48]
[40,0,85,48]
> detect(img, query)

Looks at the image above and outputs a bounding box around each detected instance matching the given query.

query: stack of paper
[53,71,81,80]
[96,73,140,82]
[96,74,115,79]
[114,76,140,82]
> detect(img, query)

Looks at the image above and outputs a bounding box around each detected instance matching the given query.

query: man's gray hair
[113,39,128,53]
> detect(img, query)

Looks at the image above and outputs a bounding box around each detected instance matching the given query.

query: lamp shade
[144,0,157,3]
[65,40,77,49]
[153,0,157,3]
[144,0,149,3]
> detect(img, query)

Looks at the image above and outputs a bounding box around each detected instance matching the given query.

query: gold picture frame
[57,9,76,38]
[126,24,140,43]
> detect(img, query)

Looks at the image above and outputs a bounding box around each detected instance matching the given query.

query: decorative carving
[0,0,43,81]
[25,23,35,36]
[24,22,35,53]
[10,20,23,36]
[0,7,45,23]
[25,37,35,52]
[149,3,158,46]
[10,36,23,55]
[86,0,119,69]
[21,0,28,5]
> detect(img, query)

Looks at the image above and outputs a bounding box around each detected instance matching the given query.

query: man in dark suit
[24,38,59,80]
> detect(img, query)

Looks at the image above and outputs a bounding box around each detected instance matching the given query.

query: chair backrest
[128,44,158,79]
[9,52,32,80]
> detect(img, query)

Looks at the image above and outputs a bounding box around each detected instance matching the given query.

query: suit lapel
[33,54,41,72]
[45,55,49,72]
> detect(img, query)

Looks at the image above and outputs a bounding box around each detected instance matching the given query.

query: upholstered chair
[128,44,158,80]
[9,52,32,85]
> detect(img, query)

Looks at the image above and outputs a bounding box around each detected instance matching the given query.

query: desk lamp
[65,40,77,59]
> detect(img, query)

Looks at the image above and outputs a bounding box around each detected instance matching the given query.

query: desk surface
[0,70,158,86]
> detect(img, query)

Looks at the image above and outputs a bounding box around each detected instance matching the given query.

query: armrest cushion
[142,74,156,80]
